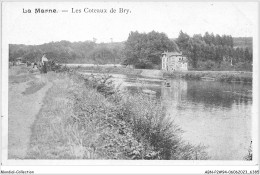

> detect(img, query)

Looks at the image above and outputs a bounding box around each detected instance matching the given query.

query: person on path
[41,54,48,74]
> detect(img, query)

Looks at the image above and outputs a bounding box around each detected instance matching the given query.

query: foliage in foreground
[72,72,209,159]
[244,141,252,161]
[27,70,209,159]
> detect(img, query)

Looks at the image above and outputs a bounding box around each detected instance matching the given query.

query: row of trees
[123,31,179,68]
[9,31,253,71]
[176,31,252,70]
[123,31,252,70]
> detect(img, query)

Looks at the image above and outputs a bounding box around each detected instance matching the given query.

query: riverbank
[24,68,208,160]
[75,66,143,76]
[66,65,252,83]
[9,65,252,160]
[163,70,252,83]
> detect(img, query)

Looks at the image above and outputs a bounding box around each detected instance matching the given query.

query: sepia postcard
[1,1,259,174]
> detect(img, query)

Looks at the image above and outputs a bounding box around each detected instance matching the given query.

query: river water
[83,72,252,160]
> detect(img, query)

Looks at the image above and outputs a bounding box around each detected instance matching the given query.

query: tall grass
[27,69,209,159]
[108,91,208,160]
[244,141,252,161]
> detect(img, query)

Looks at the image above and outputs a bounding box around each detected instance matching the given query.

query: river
[82,72,252,160]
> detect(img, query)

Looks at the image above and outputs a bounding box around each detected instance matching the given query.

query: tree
[23,50,43,62]
[215,34,222,46]
[210,33,216,45]
[88,46,115,64]
[9,46,27,62]
[187,38,201,68]
[9,40,125,64]
[175,31,251,71]
[203,32,211,45]
[124,31,178,68]
[244,47,252,62]
[176,31,190,52]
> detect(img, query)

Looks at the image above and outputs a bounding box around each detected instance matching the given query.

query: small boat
[164,82,171,87]
[201,77,216,81]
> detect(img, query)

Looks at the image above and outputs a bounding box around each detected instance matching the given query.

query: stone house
[161,51,188,71]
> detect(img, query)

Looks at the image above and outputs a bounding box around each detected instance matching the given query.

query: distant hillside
[9,35,253,70]
[9,41,125,64]
[233,37,252,50]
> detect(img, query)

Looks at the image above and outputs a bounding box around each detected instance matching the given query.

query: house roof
[16,57,23,60]
[162,51,182,57]
[162,52,188,63]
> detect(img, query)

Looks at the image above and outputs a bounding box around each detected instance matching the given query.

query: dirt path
[8,73,52,159]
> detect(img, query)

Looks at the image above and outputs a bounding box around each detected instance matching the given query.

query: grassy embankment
[163,71,252,83]
[70,65,252,83]
[9,66,46,94]
[26,68,209,160]
[75,66,143,76]
[9,66,34,84]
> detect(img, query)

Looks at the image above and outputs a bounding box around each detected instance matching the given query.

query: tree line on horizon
[176,31,252,71]
[9,30,253,71]
[9,41,125,65]
[123,30,252,71]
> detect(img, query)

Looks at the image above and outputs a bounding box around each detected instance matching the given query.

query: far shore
[63,64,252,83]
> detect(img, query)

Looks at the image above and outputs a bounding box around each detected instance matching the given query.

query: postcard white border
[1,1,259,174]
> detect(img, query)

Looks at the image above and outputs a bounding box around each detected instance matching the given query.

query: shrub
[70,85,144,159]
[83,74,116,97]
[111,90,208,160]
[234,62,252,72]
[244,141,252,160]
[196,60,216,71]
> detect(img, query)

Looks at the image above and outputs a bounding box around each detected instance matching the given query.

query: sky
[3,2,258,45]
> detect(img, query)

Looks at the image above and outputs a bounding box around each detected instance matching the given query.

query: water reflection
[126,78,252,160]
[160,79,252,160]
[162,79,187,102]
[82,72,252,160]
[162,79,252,109]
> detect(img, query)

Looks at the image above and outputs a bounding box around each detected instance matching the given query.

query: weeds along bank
[163,71,252,84]
[27,69,208,160]
[75,66,143,76]
[73,65,252,84]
